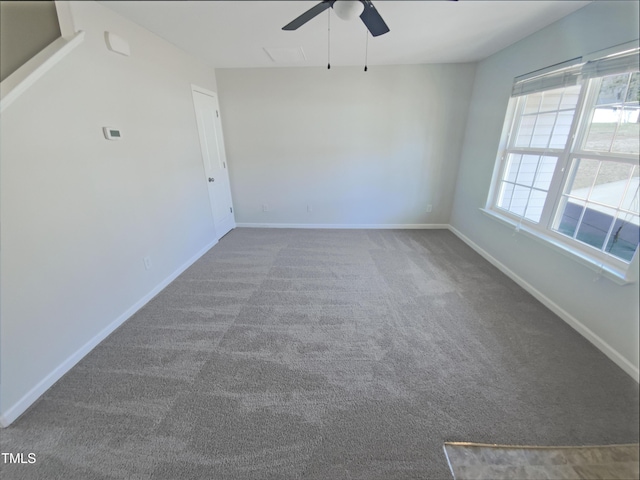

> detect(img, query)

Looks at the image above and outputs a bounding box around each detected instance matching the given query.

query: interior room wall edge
[236,223,450,230]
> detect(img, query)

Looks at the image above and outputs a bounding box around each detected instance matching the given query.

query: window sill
[480,208,637,286]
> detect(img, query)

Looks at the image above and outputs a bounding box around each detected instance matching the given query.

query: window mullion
[540,80,595,230]
[572,78,601,154]
[538,160,564,227]
[570,150,640,164]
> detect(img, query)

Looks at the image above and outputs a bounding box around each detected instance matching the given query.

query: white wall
[450,1,640,378]
[0,1,218,423]
[216,64,475,227]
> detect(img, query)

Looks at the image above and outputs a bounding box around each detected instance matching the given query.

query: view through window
[490,51,639,271]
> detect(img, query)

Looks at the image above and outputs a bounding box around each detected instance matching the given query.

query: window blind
[511,46,640,97]
[580,47,640,79]
[512,58,582,97]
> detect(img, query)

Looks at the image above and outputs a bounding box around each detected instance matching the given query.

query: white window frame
[485,46,640,285]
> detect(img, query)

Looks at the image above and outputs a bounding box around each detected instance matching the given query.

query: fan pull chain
[327,9,331,69]
[364,29,369,72]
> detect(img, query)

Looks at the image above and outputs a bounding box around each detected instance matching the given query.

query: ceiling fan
[283,0,390,37]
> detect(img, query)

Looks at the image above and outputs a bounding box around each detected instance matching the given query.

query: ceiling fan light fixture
[333,0,365,21]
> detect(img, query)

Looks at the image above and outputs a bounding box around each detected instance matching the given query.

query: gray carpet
[2,228,638,480]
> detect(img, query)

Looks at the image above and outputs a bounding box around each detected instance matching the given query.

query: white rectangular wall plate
[103,127,122,140]
[105,32,130,56]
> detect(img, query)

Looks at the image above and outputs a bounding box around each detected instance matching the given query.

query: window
[489,48,639,278]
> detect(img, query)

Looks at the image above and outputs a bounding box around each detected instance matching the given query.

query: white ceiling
[98,0,591,68]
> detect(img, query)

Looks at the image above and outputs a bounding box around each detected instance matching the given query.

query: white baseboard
[215,217,236,240]
[0,239,218,428]
[448,225,639,383]
[236,223,449,230]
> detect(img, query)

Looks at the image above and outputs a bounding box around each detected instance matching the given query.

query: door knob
[208,177,215,182]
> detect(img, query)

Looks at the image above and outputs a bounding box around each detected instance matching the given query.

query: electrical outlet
[262,204,269,212]
[307,205,313,213]
[143,256,152,270]
[426,204,433,213]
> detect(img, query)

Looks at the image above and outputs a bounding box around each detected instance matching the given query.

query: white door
[192,87,235,239]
